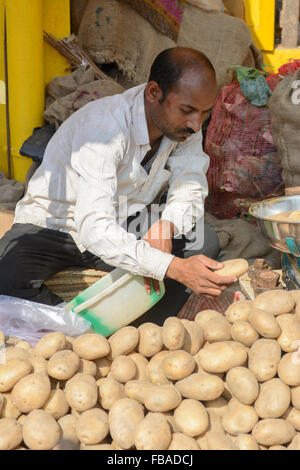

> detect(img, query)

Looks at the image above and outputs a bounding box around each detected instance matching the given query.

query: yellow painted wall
[0,0,7,176]
[0,0,70,182]
[244,0,300,73]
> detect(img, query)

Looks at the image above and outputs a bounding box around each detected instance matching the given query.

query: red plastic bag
[205,75,283,219]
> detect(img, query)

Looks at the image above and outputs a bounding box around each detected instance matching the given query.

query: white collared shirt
[15,84,210,280]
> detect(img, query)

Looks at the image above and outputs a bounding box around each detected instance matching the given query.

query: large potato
[196,341,247,374]
[78,359,97,377]
[57,414,80,450]
[168,432,200,450]
[278,353,300,386]
[0,359,32,393]
[204,398,228,417]
[148,351,170,385]
[176,372,224,401]
[248,339,281,382]
[206,432,238,450]
[225,301,253,324]
[80,443,113,450]
[226,367,259,405]
[76,408,109,445]
[144,384,182,412]
[109,398,144,449]
[181,320,204,355]
[195,310,224,329]
[29,354,48,376]
[296,303,300,321]
[43,389,69,420]
[283,407,300,432]
[125,380,153,404]
[204,317,232,343]
[98,377,126,410]
[34,332,66,359]
[174,399,209,437]
[290,290,300,305]
[110,356,137,383]
[0,418,23,450]
[162,317,185,350]
[215,259,248,278]
[47,350,80,381]
[128,353,151,382]
[108,327,139,359]
[288,433,300,450]
[255,378,291,419]
[95,358,111,379]
[11,373,51,413]
[0,393,21,419]
[73,334,110,360]
[252,419,296,446]
[276,314,300,352]
[232,434,259,451]
[248,309,281,339]
[137,323,163,357]
[292,386,300,410]
[162,350,195,381]
[5,347,30,362]
[65,374,98,412]
[134,412,171,450]
[222,398,258,435]
[23,409,61,450]
[230,321,259,347]
[253,290,295,316]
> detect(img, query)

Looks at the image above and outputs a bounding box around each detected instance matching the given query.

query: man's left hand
[142,219,174,294]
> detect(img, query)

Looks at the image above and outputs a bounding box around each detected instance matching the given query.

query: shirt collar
[131,84,151,147]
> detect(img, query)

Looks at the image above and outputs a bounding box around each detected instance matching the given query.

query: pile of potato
[1,287,300,450]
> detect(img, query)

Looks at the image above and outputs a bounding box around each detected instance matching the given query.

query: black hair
[148,47,215,103]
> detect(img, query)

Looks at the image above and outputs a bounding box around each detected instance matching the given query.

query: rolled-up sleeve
[73,139,174,280]
[161,131,209,237]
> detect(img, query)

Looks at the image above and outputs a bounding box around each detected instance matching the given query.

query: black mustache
[179,128,195,135]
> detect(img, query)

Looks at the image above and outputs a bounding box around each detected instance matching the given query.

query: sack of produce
[77,0,175,86]
[44,68,124,128]
[177,2,262,89]
[268,68,300,188]
[204,75,283,219]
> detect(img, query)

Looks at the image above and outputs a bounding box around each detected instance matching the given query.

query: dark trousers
[0,223,220,325]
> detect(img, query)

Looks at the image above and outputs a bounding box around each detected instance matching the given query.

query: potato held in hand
[216,259,249,278]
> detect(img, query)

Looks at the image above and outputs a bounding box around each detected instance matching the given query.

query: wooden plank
[280,0,300,48]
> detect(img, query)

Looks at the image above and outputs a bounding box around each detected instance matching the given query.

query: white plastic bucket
[66,268,165,337]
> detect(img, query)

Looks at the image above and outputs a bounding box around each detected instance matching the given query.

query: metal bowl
[249,195,300,256]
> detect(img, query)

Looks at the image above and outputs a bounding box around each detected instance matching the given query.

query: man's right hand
[166,254,237,297]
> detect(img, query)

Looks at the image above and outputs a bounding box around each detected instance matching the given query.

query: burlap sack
[205,213,281,266]
[44,68,124,127]
[71,0,88,34]
[78,0,175,86]
[0,172,25,211]
[45,67,96,108]
[185,0,225,11]
[268,69,300,188]
[177,4,258,88]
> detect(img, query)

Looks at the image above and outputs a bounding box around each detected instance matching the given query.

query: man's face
[147,72,217,142]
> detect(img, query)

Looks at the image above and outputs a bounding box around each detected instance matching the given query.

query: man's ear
[145,81,163,104]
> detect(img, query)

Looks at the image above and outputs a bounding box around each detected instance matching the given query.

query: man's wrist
[166,256,184,281]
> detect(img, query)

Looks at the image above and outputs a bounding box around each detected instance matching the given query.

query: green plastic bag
[229,66,272,107]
